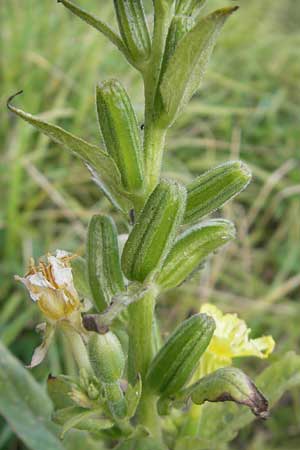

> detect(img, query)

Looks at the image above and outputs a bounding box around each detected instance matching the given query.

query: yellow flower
[198,303,275,377]
[16,250,80,321]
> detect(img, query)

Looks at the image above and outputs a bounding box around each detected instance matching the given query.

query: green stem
[128,289,161,437]
[60,322,93,375]
[143,1,173,193]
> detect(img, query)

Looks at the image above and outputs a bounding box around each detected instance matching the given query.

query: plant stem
[143,1,173,193]
[60,322,93,375]
[128,289,161,436]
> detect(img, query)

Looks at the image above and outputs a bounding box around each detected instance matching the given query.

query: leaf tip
[7,90,24,112]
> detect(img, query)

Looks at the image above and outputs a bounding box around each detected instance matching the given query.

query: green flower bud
[185,161,252,225]
[122,179,187,282]
[113,0,151,65]
[87,215,125,313]
[189,367,269,418]
[96,80,144,194]
[157,219,236,291]
[88,331,125,383]
[146,314,215,397]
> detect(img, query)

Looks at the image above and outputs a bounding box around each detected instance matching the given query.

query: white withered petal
[15,250,80,321]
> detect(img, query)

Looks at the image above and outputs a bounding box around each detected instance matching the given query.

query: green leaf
[57,0,132,63]
[197,352,300,444]
[125,375,142,418]
[159,7,238,126]
[0,341,65,450]
[7,92,132,214]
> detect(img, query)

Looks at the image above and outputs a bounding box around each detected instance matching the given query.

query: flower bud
[96,80,144,193]
[185,161,251,225]
[146,314,215,397]
[122,179,187,282]
[189,367,269,418]
[113,0,151,65]
[87,215,125,313]
[88,331,125,384]
[157,219,235,291]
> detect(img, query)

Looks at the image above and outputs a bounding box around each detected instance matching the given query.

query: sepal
[185,161,251,225]
[122,179,187,282]
[146,314,215,396]
[87,215,125,313]
[157,219,236,291]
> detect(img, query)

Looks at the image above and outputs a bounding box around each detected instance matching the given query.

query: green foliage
[2,1,300,449]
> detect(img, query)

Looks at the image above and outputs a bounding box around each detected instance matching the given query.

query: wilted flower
[197,303,275,376]
[15,250,80,321]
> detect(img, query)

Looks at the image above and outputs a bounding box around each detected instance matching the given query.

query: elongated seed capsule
[96,80,144,193]
[88,331,127,419]
[122,179,187,282]
[176,0,207,16]
[189,367,268,418]
[113,0,151,64]
[87,215,125,313]
[157,219,235,291]
[184,161,251,225]
[146,314,215,397]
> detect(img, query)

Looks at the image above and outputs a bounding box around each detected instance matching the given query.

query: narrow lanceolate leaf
[0,342,65,450]
[188,367,268,418]
[157,219,236,291]
[57,0,132,63]
[113,0,151,65]
[159,7,238,126]
[7,92,132,214]
[146,314,215,397]
[185,161,252,225]
[87,215,125,312]
[160,15,195,81]
[122,179,187,282]
[176,0,207,16]
[96,80,144,193]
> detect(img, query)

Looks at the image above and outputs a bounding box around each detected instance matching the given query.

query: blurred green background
[1,0,300,448]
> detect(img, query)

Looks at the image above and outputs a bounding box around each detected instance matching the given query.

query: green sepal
[157,219,236,291]
[88,331,125,384]
[113,0,151,66]
[176,0,207,16]
[146,314,215,397]
[52,406,112,438]
[122,179,187,282]
[188,367,269,418]
[104,382,128,420]
[96,80,144,195]
[7,92,132,215]
[87,215,125,313]
[159,6,238,126]
[47,375,75,410]
[185,161,252,225]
